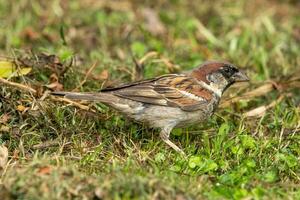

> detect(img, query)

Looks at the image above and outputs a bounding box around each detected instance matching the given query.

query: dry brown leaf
[12,149,19,159]
[98,69,109,80]
[46,82,63,91]
[0,114,10,124]
[18,53,64,74]
[49,73,59,82]
[0,145,8,169]
[21,27,40,40]
[37,166,52,175]
[46,73,64,91]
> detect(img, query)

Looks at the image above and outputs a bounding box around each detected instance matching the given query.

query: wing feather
[102,74,213,111]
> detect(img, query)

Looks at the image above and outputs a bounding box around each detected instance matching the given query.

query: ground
[0,0,300,199]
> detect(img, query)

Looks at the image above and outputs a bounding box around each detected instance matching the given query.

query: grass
[0,0,300,199]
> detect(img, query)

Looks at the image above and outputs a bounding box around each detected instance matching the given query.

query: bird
[51,61,249,154]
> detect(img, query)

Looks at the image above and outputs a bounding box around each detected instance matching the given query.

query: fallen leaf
[12,149,19,159]
[0,145,8,169]
[17,53,65,75]
[98,69,109,80]
[46,82,63,91]
[17,105,26,112]
[0,61,32,78]
[37,166,52,175]
[46,73,64,91]
[21,27,40,40]
[0,114,10,124]
[49,73,59,82]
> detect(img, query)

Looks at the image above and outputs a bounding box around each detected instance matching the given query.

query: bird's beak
[232,71,249,82]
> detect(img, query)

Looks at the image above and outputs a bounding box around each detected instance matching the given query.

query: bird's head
[191,61,249,95]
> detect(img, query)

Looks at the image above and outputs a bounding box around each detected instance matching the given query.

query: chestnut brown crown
[191,61,249,84]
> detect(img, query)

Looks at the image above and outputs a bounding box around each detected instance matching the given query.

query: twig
[0,78,91,112]
[32,140,60,150]
[51,96,96,112]
[50,96,96,112]
[244,95,285,118]
[220,76,300,108]
[220,82,275,108]
[0,77,37,94]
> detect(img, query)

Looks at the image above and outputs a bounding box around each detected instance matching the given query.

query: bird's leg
[159,126,185,155]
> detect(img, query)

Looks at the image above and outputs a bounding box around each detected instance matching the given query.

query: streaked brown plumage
[52,61,249,154]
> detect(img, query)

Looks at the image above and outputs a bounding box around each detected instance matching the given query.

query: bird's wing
[102,74,215,111]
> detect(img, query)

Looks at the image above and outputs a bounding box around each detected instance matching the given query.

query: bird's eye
[224,68,230,73]
[224,67,232,74]
[220,65,238,78]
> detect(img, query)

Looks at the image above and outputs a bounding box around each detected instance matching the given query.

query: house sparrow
[52,61,249,154]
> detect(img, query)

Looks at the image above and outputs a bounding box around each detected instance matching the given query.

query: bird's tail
[51,91,118,104]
